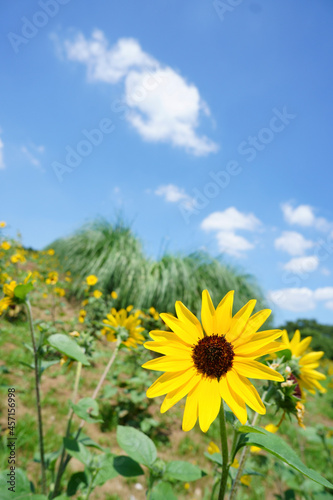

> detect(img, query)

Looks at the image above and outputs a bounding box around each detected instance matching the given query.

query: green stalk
[218,403,229,500]
[52,361,82,498]
[26,300,47,495]
[229,391,267,500]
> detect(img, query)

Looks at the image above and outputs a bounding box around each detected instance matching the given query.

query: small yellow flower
[111,291,118,299]
[46,271,58,285]
[230,458,239,468]
[240,475,251,486]
[265,423,279,433]
[149,307,156,315]
[69,331,80,337]
[55,287,65,297]
[250,446,261,454]
[1,241,11,250]
[207,441,220,455]
[47,249,55,256]
[103,308,145,348]
[93,290,103,299]
[0,221,6,228]
[11,253,26,263]
[65,276,72,283]
[126,305,133,312]
[81,299,89,306]
[184,482,190,490]
[43,293,48,299]
[78,309,87,323]
[86,275,98,286]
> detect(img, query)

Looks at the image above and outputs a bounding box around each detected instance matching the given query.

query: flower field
[0,221,332,500]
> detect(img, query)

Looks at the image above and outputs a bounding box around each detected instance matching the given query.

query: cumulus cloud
[154,184,195,208]
[55,30,218,156]
[0,137,5,169]
[283,256,319,274]
[268,286,333,312]
[281,202,331,232]
[274,231,313,256]
[201,207,261,257]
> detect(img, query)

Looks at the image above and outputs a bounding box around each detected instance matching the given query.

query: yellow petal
[175,301,204,339]
[233,358,284,381]
[144,340,191,356]
[201,289,216,336]
[149,330,188,346]
[160,313,199,345]
[241,309,271,339]
[281,330,290,346]
[226,300,256,343]
[290,329,301,350]
[236,341,287,359]
[161,370,201,413]
[146,369,194,398]
[293,336,312,356]
[300,351,324,365]
[142,355,193,372]
[227,370,266,415]
[198,378,221,432]
[219,376,247,424]
[215,290,234,336]
[234,330,282,354]
[182,385,200,431]
[300,368,326,380]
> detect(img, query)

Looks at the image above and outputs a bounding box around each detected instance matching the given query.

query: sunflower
[102,308,145,348]
[143,290,284,432]
[281,330,326,395]
[86,275,98,286]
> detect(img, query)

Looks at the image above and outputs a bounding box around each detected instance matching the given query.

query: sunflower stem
[218,402,229,500]
[26,300,47,496]
[228,390,267,500]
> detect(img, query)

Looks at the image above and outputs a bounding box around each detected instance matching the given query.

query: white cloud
[313,287,333,301]
[281,202,331,232]
[268,288,316,312]
[321,267,331,276]
[154,184,195,209]
[283,256,319,273]
[268,285,333,312]
[201,207,261,232]
[215,231,254,257]
[56,30,218,156]
[201,208,261,257]
[274,231,313,256]
[0,137,5,169]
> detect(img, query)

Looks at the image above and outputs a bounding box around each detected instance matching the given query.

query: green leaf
[67,471,88,496]
[79,435,105,451]
[237,426,333,489]
[71,398,102,423]
[279,349,292,361]
[150,481,177,500]
[204,452,222,466]
[93,453,118,486]
[113,456,144,477]
[117,425,157,467]
[63,437,92,466]
[14,283,33,301]
[0,468,32,499]
[47,334,90,365]
[165,460,202,482]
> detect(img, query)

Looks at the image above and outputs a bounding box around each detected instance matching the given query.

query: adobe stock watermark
[7,0,71,54]
[213,0,244,22]
[52,70,165,182]
[178,106,296,224]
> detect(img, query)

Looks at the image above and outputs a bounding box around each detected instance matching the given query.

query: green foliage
[47,333,90,365]
[50,219,270,318]
[279,319,333,359]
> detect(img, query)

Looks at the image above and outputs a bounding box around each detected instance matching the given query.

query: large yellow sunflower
[143,290,284,432]
[281,330,326,395]
[102,308,145,348]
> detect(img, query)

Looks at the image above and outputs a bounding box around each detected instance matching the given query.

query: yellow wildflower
[47,249,55,256]
[11,253,26,263]
[265,423,279,433]
[55,287,65,297]
[93,290,103,299]
[1,241,11,250]
[240,475,251,486]
[0,221,6,228]
[111,291,118,299]
[86,275,98,286]
[207,441,220,454]
[102,308,145,348]
[69,331,80,337]
[46,271,58,285]
[230,458,239,468]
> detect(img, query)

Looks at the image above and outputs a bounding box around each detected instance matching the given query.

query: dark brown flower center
[192,334,234,380]
[288,372,302,399]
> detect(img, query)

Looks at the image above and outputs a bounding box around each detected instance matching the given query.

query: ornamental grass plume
[143,290,284,432]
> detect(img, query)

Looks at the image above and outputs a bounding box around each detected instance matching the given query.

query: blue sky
[1,0,333,324]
